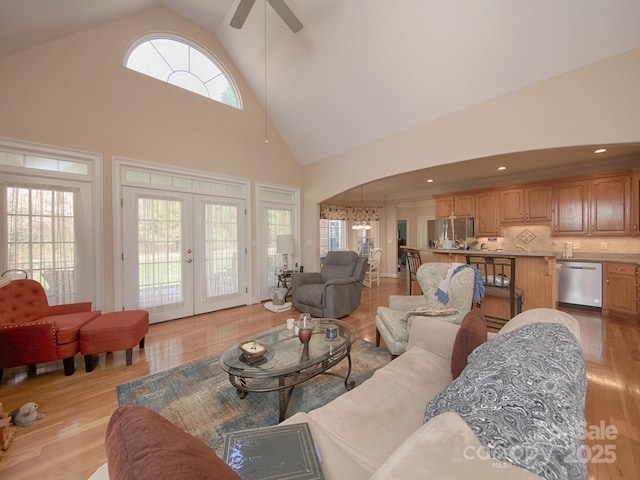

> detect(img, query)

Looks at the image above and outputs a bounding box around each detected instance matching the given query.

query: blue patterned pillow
[424,322,587,480]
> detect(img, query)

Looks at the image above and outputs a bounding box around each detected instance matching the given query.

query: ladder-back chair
[405,249,423,295]
[465,255,523,330]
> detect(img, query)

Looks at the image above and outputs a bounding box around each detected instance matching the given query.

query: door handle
[184,258,193,263]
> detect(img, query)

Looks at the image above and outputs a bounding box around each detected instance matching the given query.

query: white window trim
[123,31,243,110]
[255,182,300,302]
[0,137,104,310]
[112,157,252,310]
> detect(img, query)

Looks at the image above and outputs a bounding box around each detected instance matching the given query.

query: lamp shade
[276,234,294,254]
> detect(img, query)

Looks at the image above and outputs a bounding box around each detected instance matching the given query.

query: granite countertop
[556,252,640,265]
[430,249,557,258]
[428,249,640,265]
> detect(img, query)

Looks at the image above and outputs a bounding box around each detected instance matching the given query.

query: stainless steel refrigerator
[427,218,474,248]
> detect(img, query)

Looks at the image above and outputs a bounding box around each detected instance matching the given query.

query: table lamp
[277,234,294,271]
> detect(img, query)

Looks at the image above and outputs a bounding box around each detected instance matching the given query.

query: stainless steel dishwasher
[557,260,602,309]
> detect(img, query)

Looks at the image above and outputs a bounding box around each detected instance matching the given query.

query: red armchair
[0,279,101,382]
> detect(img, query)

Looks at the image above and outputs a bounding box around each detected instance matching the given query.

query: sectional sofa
[96,307,586,479]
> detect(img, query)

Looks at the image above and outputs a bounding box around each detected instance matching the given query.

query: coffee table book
[223,422,324,480]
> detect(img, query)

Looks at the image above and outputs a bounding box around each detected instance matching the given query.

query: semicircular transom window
[125,35,241,109]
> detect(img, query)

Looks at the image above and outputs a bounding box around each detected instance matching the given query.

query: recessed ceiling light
[497,166,507,171]
[594,148,607,154]
[426,179,434,183]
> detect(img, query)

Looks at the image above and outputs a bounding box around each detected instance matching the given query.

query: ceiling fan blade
[230,0,256,29]
[268,0,303,33]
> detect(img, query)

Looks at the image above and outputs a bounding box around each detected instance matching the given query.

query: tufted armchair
[0,279,101,382]
[291,251,368,318]
[375,263,476,357]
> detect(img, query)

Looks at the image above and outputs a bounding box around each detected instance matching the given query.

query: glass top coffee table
[219,319,358,422]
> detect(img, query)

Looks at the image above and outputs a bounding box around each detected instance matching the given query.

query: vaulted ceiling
[2,0,640,198]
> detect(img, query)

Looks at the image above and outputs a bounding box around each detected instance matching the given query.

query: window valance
[351,207,381,222]
[319,204,349,220]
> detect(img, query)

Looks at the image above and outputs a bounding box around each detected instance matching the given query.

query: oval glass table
[219,319,358,422]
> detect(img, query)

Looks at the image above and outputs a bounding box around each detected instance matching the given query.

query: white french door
[259,203,295,301]
[122,187,247,323]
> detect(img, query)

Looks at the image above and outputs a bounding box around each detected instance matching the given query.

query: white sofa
[280,307,585,480]
[92,307,586,480]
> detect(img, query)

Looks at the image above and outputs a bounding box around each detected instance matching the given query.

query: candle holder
[296,313,316,342]
[298,327,312,344]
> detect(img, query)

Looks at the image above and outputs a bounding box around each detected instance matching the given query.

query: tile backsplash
[475,225,640,255]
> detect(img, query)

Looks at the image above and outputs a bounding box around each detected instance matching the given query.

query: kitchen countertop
[555,252,640,265]
[427,248,640,265]
[430,249,558,258]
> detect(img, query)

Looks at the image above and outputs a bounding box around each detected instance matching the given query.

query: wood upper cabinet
[603,262,638,317]
[435,194,474,219]
[552,175,631,236]
[589,175,631,235]
[455,195,475,218]
[475,191,500,236]
[435,197,453,219]
[633,170,640,236]
[500,186,551,224]
[552,181,589,235]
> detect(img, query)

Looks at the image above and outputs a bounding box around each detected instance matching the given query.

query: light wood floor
[0,276,638,479]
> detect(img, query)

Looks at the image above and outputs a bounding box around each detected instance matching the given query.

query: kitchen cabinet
[603,262,638,317]
[630,170,639,235]
[552,181,589,235]
[590,175,631,235]
[552,175,630,236]
[435,194,474,219]
[500,186,551,224]
[435,197,453,219]
[475,191,500,236]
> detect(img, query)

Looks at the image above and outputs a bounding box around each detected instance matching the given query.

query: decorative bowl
[239,341,268,359]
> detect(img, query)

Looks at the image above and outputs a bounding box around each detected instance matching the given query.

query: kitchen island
[426,249,558,320]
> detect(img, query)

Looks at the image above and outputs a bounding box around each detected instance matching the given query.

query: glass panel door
[193,195,246,314]
[122,188,248,322]
[260,205,294,301]
[123,187,193,322]
[3,183,92,305]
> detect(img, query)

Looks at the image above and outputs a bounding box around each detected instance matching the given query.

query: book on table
[223,422,324,480]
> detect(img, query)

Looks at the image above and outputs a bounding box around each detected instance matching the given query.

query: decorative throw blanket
[399,306,458,322]
[435,263,485,304]
[424,322,587,480]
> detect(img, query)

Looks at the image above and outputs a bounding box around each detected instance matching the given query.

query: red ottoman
[80,310,149,372]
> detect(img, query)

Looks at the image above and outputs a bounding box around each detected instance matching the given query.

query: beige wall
[0,7,302,310]
[2,8,640,302]
[301,48,640,271]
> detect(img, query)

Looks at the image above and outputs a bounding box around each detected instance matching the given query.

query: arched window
[125,34,241,109]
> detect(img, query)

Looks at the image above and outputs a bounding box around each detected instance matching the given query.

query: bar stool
[465,255,523,330]
[405,249,422,294]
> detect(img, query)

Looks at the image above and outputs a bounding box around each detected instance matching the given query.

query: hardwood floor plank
[0,277,638,478]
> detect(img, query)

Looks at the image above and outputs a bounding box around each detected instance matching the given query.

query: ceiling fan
[230,0,303,33]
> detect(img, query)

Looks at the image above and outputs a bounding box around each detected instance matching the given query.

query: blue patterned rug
[117,339,390,455]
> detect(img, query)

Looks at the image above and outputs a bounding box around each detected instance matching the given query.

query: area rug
[117,338,390,455]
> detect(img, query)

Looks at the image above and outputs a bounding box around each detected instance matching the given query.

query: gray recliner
[292,251,368,318]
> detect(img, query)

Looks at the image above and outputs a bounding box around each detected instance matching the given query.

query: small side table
[277,270,294,296]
